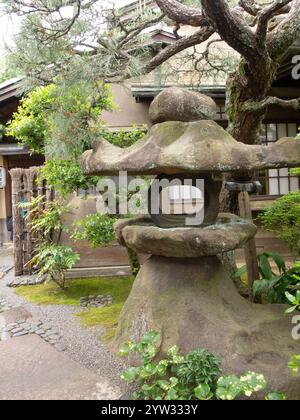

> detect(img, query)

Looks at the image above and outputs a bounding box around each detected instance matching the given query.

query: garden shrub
[22,196,79,290]
[102,125,146,148]
[72,213,116,248]
[31,244,80,290]
[7,82,113,157]
[251,253,300,304]
[72,214,141,277]
[259,191,300,257]
[37,159,101,198]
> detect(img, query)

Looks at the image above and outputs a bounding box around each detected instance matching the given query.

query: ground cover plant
[119,331,284,400]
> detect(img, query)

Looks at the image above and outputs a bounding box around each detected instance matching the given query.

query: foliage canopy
[7,82,114,158]
[259,191,300,257]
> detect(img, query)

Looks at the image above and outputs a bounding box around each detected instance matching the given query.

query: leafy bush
[37,159,101,198]
[252,254,300,304]
[7,82,113,158]
[7,85,55,154]
[291,168,300,176]
[174,349,221,394]
[7,82,145,159]
[72,214,116,248]
[22,196,79,289]
[72,214,141,277]
[102,125,146,148]
[119,331,280,400]
[22,195,69,242]
[31,244,80,290]
[259,191,300,257]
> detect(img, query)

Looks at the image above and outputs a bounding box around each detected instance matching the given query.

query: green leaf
[216,375,242,400]
[121,367,140,382]
[285,305,298,314]
[288,355,300,374]
[165,388,178,400]
[234,265,247,278]
[169,377,179,387]
[194,384,213,400]
[285,291,298,305]
[157,380,170,391]
[167,345,180,358]
[140,363,157,379]
[265,392,286,400]
[258,254,273,280]
[144,344,158,361]
[131,391,139,400]
[239,371,267,397]
[141,330,160,344]
[118,341,134,357]
[265,252,286,273]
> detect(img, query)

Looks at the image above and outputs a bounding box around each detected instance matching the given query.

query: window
[216,105,227,121]
[259,123,300,195]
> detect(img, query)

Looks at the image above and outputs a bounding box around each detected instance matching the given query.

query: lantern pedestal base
[113,255,300,399]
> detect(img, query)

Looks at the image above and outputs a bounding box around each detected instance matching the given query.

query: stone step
[0,306,66,351]
[66,265,132,279]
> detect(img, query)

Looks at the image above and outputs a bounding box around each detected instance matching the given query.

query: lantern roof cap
[81,119,300,176]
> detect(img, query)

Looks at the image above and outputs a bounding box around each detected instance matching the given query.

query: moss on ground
[16,276,134,341]
[76,303,125,342]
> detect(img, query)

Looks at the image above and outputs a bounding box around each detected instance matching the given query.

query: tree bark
[226,59,277,145]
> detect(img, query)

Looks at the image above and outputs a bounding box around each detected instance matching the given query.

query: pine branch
[241,96,300,112]
[239,0,261,16]
[267,0,300,59]
[142,26,215,75]
[256,0,292,42]
[117,13,166,49]
[155,0,209,26]
[201,0,258,63]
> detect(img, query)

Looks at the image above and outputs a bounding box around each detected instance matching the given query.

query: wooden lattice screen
[9,167,51,276]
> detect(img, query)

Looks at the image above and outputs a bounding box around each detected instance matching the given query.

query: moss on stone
[154,121,187,147]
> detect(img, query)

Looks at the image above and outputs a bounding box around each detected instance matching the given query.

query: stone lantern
[81,88,300,398]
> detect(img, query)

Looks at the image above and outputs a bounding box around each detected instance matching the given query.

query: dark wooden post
[238,191,260,301]
[10,168,24,276]
[23,167,38,274]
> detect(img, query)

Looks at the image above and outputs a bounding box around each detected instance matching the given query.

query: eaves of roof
[131,84,226,99]
[0,143,28,156]
[0,77,23,104]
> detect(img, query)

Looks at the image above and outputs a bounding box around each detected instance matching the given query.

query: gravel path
[0,245,125,390]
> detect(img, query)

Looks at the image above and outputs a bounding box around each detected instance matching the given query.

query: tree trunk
[219,58,276,287]
[226,59,277,145]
